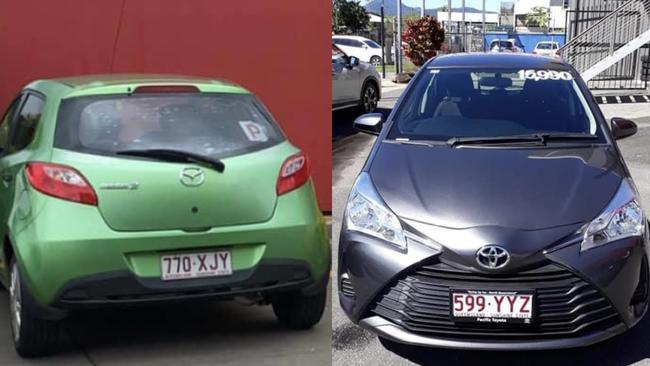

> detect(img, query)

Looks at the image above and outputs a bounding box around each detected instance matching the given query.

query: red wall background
[0,0,332,210]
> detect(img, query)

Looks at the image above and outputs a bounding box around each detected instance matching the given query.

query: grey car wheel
[360,82,379,113]
[370,56,382,67]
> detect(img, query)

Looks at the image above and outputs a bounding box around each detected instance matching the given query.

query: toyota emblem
[179,167,205,187]
[475,245,510,269]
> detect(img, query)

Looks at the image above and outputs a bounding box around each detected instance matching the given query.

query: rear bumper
[12,182,330,307]
[55,259,320,306]
[32,259,326,320]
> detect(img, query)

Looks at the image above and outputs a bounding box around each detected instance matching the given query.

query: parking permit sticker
[239,121,268,142]
[518,69,573,81]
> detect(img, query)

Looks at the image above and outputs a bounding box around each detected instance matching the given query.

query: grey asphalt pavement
[0,286,331,365]
[331,85,650,366]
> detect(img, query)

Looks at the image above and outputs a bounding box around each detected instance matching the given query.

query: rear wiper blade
[447,133,598,147]
[116,149,225,172]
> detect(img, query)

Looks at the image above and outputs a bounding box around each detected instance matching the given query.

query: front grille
[372,261,622,340]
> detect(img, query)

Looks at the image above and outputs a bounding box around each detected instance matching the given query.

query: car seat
[430,72,476,118]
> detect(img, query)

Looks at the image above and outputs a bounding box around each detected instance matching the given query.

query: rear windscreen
[492,41,513,49]
[55,93,284,158]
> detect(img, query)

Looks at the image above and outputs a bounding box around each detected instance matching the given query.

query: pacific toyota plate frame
[449,288,536,325]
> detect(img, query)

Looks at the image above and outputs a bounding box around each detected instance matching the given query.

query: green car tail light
[25,162,98,206]
[276,152,310,196]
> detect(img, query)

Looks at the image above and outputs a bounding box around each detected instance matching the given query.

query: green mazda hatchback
[0,75,330,357]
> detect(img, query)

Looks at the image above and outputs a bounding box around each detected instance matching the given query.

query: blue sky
[364,0,502,12]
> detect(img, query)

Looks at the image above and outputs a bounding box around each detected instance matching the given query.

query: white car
[332,35,383,67]
[332,44,381,113]
[532,41,560,57]
[489,39,524,53]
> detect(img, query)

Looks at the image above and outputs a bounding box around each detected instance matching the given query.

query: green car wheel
[272,286,327,330]
[10,258,60,357]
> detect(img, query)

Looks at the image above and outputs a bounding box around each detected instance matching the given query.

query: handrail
[559,0,631,51]
[558,0,650,75]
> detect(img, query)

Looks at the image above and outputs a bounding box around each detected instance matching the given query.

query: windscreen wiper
[116,149,225,172]
[388,138,447,147]
[447,133,598,147]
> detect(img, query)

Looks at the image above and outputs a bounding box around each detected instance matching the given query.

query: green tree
[332,0,370,34]
[402,16,445,67]
[524,6,550,27]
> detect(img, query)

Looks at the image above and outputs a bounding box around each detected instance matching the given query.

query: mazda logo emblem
[476,245,510,269]
[179,167,205,187]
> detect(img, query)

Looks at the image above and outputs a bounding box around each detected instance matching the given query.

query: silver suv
[332,44,381,113]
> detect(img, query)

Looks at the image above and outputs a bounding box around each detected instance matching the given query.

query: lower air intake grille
[372,261,622,340]
[340,274,355,297]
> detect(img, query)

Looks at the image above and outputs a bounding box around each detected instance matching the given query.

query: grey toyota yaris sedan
[338,53,649,351]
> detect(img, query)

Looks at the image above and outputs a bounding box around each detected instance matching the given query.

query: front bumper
[338,220,650,350]
[359,316,626,351]
[12,183,330,309]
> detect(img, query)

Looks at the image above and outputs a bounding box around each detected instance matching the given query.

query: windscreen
[333,44,345,59]
[387,68,604,142]
[55,93,284,158]
[537,43,554,50]
[365,40,381,48]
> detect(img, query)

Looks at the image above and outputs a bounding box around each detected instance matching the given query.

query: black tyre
[9,258,59,357]
[359,81,379,113]
[370,56,382,67]
[271,287,326,330]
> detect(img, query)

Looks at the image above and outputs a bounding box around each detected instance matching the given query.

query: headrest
[479,76,513,89]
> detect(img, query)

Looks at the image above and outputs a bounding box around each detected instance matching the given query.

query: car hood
[369,143,625,231]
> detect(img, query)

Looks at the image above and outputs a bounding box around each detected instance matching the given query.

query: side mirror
[611,117,638,140]
[353,113,383,135]
[347,56,360,68]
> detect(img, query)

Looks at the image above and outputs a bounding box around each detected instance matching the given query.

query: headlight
[345,172,406,249]
[581,179,646,252]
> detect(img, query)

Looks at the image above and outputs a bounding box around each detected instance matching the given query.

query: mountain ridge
[364,0,497,17]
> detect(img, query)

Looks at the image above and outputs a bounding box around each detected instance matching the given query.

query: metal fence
[444,30,486,53]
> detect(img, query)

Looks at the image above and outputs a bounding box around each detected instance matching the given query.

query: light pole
[421,0,425,17]
[462,0,466,52]
[446,0,453,52]
[397,0,402,74]
[482,0,486,51]
[482,0,486,30]
[381,0,386,78]
[333,0,337,33]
